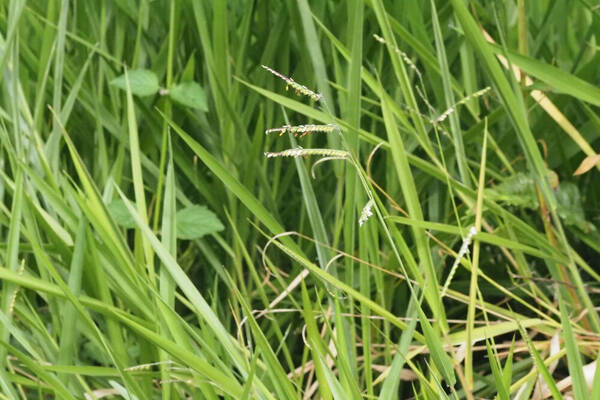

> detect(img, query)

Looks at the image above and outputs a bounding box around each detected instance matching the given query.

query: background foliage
[0,0,599,398]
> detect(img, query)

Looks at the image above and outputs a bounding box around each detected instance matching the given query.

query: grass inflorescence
[265,123,338,137]
[262,64,323,102]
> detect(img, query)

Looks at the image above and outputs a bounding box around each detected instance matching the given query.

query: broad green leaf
[556,182,588,230]
[110,69,159,97]
[169,81,208,111]
[176,205,224,239]
[107,199,136,229]
[485,173,539,209]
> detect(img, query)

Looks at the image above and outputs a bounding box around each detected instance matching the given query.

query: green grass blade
[56,219,86,385]
[490,44,600,107]
[485,339,510,400]
[430,0,470,187]
[449,0,600,332]
[162,111,304,256]
[124,69,154,283]
[558,291,587,400]
[380,93,446,329]
[115,185,249,376]
[517,323,562,400]
[378,298,419,399]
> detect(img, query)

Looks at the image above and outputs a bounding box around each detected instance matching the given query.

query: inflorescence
[262,65,323,102]
[264,147,349,159]
[373,34,422,80]
[435,87,491,123]
[359,200,375,227]
[441,226,478,297]
[265,123,338,137]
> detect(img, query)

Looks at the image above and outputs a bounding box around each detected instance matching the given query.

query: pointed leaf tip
[573,154,600,176]
[169,82,208,111]
[176,205,224,239]
[110,69,159,97]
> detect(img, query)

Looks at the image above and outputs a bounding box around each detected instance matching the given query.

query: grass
[0,0,599,399]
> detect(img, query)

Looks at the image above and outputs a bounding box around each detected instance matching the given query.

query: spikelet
[373,34,436,120]
[435,87,491,123]
[160,378,194,385]
[359,200,375,227]
[125,360,175,371]
[264,147,349,159]
[262,65,323,102]
[440,226,478,297]
[373,34,422,80]
[265,124,338,137]
[8,259,25,315]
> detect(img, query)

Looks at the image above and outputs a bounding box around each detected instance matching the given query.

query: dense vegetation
[0,0,599,398]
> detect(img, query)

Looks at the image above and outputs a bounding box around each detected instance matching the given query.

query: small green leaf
[107,199,137,229]
[181,53,196,83]
[110,69,159,97]
[176,205,224,239]
[169,82,208,111]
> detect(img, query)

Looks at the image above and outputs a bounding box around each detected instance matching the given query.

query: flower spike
[262,65,323,102]
[265,124,338,137]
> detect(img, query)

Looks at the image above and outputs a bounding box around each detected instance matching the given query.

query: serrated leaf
[110,69,159,97]
[176,205,224,239]
[169,82,208,111]
[485,173,539,209]
[556,182,588,230]
[107,199,137,229]
[573,154,600,176]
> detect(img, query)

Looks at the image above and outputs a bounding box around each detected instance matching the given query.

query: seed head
[435,87,491,123]
[373,34,422,80]
[440,226,478,297]
[264,147,349,159]
[262,65,323,102]
[359,200,375,227]
[265,124,338,137]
